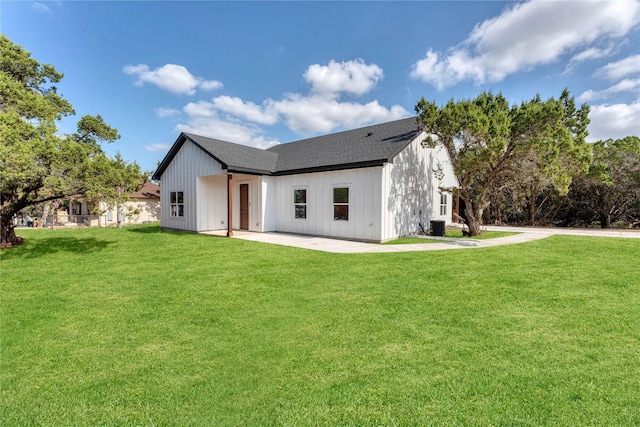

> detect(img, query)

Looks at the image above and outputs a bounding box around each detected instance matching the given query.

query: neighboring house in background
[66,182,161,226]
[152,117,458,242]
[122,181,161,224]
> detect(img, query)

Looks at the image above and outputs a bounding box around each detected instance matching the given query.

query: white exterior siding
[431,144,458,223]
[262,176,277,232]
[157,131,458,241]
[271,167,383,242]
[196,175,226,231]
[159,140,223,231]
[380,133,457,241]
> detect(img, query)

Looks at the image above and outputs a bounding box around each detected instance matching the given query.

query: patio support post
[227,173,233,237]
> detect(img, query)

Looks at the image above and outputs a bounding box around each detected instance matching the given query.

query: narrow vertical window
[440,192,448,216]
[294,189,307,219]
[170,191,184,217]
[333,187,349,221]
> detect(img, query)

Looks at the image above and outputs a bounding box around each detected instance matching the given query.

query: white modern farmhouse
[152,117,457,242]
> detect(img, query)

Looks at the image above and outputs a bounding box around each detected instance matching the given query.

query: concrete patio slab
[200,226,639,253]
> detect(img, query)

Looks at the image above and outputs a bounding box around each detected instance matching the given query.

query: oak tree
[569,136,640,228]
[503,91,591,225]
[0,35,143,246]
[415,90,589,235]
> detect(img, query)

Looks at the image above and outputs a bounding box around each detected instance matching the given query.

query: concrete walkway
[212,226,640,254]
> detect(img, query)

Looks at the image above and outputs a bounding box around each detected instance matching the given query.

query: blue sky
[3,1,639,173]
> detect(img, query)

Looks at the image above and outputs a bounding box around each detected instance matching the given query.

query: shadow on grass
[124,224,161,234]
[0,236,115,260]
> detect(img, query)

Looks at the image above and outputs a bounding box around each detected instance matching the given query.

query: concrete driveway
[225,226,640,254]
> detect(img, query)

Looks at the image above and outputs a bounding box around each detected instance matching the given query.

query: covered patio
[196,172,267,235]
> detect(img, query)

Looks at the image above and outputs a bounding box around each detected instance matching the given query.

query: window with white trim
[170,191,184,217]
[333,187,349,221]
[440,192,448,216]
[294,189,307,219]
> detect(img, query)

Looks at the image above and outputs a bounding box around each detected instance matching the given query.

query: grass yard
[383,230,520,244]
[2,225,639,426]
[444,229,519,239]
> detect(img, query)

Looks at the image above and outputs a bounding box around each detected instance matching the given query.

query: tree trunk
[464,204,483,236]
[550,194,567,224]
[528,194,536,226]
[1,216,22,248]
[457,191,483,236]
[600,212,611,228]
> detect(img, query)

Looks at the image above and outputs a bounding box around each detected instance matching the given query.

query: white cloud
[177,113,279,149]
[572,47,615,63]
[145,143,171,152]
[304,59,384,97]
[564,45,618,74]
[198,80,224,91]
[208,91,407,135]
[578,78,640,102]
[587,101,640,141]
[32,2,52,13]
[411,50,469,91]
[271,94,407,135]
[123,64,223,95]
[183,101,217,117]
[178,101,279,148]
[596,54,640,80]
[173,58,409,147]
[211,96,279,125]
[411,0,640,89]
[154,107,180,118]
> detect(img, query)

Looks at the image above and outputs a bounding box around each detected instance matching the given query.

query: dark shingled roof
[153,117,420,180]
[129,181,160,199]
[268,117,420,174]
[185,133,278,174]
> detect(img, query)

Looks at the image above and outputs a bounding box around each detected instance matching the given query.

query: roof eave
[273,159,388,176]
[385,131,424,164]
[152,133,188,181]
[227,166,274,176]
[152,133,229,181]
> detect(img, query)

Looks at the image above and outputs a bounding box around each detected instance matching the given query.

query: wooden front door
[240,184,249,230]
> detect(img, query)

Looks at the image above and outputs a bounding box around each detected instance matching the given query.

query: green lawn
[444,229,519,239]
[2,225,639,426]
[383,229,519,244]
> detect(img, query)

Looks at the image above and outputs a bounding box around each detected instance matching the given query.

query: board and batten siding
[380,132,457,242]
[261,176,278,232]
[196,175,226,231]
[270,167,383,242]
[431,143,458,222]
[159,140,223,232]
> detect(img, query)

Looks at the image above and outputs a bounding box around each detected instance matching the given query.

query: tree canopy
[0,35,143,247]
[564,136,640,228]
[415,90,591,235]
